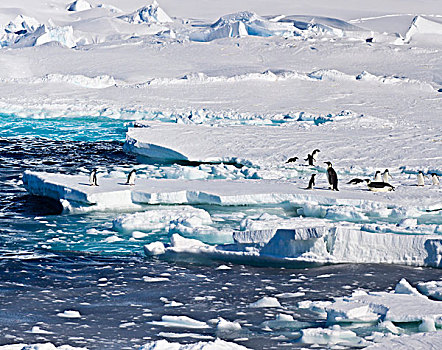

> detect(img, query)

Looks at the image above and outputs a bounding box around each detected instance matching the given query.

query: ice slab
[119,1,173,24]
[417,281,442,300]
[146,219,442,268]
[24,170,422,209]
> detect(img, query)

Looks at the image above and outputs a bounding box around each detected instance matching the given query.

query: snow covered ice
[2,0,442,349]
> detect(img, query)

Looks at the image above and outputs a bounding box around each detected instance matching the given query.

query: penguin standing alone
[306,174,316,190]
[431,173,440,186]
[305,153,315,166]
[417,171,425,186]
[312,149,320,162]
[89,169,98,186]
[324,162,339,191]
[126,169,137,186]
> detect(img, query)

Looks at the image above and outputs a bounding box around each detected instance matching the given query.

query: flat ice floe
[139,338,250,349]
[22,171,442,213]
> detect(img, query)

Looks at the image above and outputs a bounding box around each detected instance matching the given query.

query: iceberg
[67,0,92,12]
[119,1,173,24]
[189,11,295,42]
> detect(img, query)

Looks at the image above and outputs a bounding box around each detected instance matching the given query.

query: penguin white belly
[374,174,382,182]
[368,186,391,192]
[417,174,425,186]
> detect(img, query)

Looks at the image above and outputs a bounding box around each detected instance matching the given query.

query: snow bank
[139,338,250,349]
[119,1,172,24]
[190,11,294,42]
[67,0,92,12]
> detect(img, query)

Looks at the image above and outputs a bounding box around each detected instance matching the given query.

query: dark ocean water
[0,133,441,349]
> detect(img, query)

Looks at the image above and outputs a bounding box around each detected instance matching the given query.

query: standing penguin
[382,169,392,183]
[374,171,382,182]
[431,173,440,186]
[89,169,98,186]
[305,153,315,166]
[324,162,339,191]
[306,174,316,190]
[417,171,425,186]
[312,149,320,162]
[126,169,137,186]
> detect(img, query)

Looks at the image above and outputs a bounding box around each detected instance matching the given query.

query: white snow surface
[417,281,442,300]
[0,344,87,350]
[364,331,442,350]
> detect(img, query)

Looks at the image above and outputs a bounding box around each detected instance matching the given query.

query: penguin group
[289,149,439,192]
[88,169,137,187]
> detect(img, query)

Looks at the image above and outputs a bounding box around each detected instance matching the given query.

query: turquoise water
[0,113,132,142]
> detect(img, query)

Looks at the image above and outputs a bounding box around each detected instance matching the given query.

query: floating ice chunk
[417,281,442,300]
[249,296,281,308]
[139,338,250,349]
[378,320,400,334]
[143,276,169,283]
[149,315,210,329]
[394,278,423,296]
[216,318,241,331]
[119,1,172,24]
[299,325,366,346]
[67,0,92,12]
[0,343,88,350]
[56,310,81,318]
[113,207,212,232]
[103,235,123,243]
[27,326,53,334]
[144,241,166,256]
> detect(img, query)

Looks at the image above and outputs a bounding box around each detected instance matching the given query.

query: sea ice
[364,331,442,349]
[119,1,173,24]
[139,338,250,349]
[298,325,367,346]
[417,281,442,300]
[248,296,281,308]
[149,315,211,329]
[67,0,92,12]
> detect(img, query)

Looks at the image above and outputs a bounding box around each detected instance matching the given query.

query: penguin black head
[364,179,371,184]
[418,171,424,175]
[312,149,320,154]
[311,174,316,177]
[375,170,380,174]
[324,161,332,167]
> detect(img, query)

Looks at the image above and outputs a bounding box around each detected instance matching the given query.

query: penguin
[382,169,392,183]
[286,157,298,163]
[306,174,316,190]
[305,153,315,166]
[417,171,425,186]
[324,162,339,191]
[126,169,137,186]
[347,178,367,185]
[365,180,395,192]
[312,149,320,162]
[431,173,440,186]
[89,169,98,186]
[374,171,382,182]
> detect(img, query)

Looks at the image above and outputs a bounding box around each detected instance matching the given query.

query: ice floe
[139,338,250,349]
[404,16,442,45]
[144,218,442,267]
[0,344,87,350]
[149,315,210,329]
[364,331,442,349]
